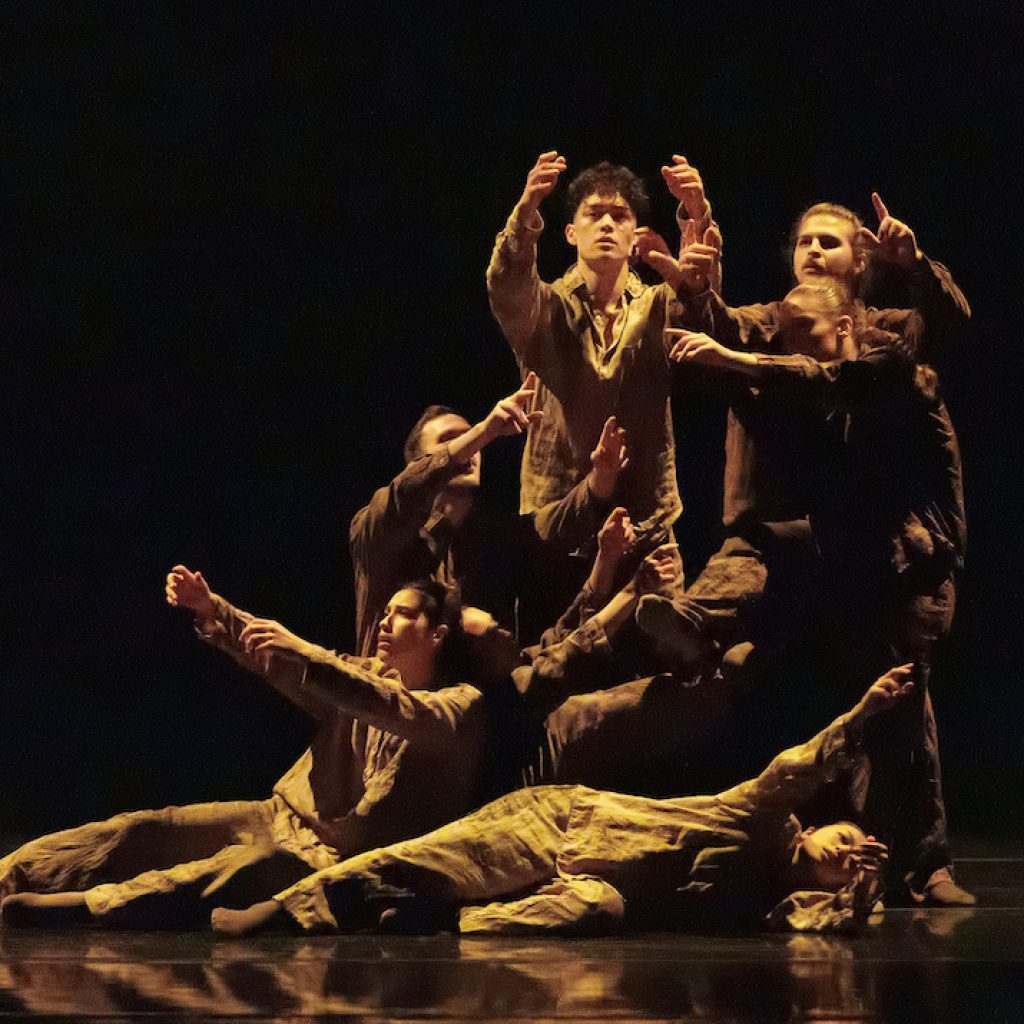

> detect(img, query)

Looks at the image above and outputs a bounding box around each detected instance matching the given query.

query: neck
[578,257,629,311]
[436,486,473,528]
[391,656,435,691]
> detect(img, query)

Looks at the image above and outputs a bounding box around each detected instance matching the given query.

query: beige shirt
[487,208,696,536]
[200,594,485,861]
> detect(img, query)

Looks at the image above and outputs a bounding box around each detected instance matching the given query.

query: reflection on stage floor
[0,857,1019,1022]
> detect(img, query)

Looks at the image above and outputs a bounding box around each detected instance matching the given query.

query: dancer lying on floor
[0,568,485,929]
[195,668,911,937]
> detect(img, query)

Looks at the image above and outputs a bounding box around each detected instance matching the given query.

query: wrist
[513,200,541,226]
[194,606,218,633]
[588,467,617,501]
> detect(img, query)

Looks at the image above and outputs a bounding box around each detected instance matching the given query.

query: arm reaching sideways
[665,329,759,373]
[721,665,915,817]
[167,565,481,739]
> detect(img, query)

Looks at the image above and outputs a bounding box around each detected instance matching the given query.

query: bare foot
[211,900,287,936]
[2,892,92,928]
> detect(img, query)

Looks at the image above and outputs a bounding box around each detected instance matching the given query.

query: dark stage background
[4,2,1022,845]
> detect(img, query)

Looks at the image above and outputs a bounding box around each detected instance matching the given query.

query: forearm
[486,207,549,366]
[447,418,496,466]
[299,652,480,743]
[590,584,639,638]
[532,477,610,548]
[196,595,333,719]
[907,254,972,365]
[720,709,864,815]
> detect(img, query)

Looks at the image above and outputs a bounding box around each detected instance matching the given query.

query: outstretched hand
[166,565,215,622]
[665,328,746,369]
[589,415,629,497]
[239,617,313,669]
[842,838,889,875]
[857,663,915,718]
[632,543,681,596]
[857,192,921,269]
[660,155,707,222]
[517,150,567,216]
[484,372,543,439]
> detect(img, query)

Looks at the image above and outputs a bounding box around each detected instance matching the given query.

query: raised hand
[632,542,681,596]
[483,372,543,439]
[843,837,889,875]
[165,564,215,621]
[857,663,915,718]
[517,150,568,217]
[597,506,636,565]
[642,221,721,293]
[589,415,629,497]
[660,155,707,222]
[858,192,922,269]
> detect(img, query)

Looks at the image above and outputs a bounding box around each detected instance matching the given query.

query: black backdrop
[5,2,1022,843]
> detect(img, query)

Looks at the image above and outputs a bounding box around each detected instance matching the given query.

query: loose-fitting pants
[0,797,324,928]
[275,787,624,936]
[854,576,956,889]
[663,525,957,889]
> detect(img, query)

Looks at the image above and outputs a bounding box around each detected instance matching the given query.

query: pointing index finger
[871,191,890,223]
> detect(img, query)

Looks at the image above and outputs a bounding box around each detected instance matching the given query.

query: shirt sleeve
[196,594,342,721]
[746,344,908,402]
[868,253,971,367]
[513,614,616,717]
[531,475,609,549]
[716,711,863,819]
[485,207,556,374]
[674,197,724,295]
[676,287,782,352]
[349,444,464,562]
[299,652,484,746]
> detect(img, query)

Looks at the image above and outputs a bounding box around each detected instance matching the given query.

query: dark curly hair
[565,161,649,223]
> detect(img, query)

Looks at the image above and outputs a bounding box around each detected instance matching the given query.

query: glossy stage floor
[0,855,1019,1023]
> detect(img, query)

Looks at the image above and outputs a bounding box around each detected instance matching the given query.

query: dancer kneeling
[208,667,911,938]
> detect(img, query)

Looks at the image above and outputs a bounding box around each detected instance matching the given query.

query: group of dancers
[0,149,973,936]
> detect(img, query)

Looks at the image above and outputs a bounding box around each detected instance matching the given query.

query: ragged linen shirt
[679,260,970,535]
[276,704,871,935]
[201,594,485,862]
[486,204,715,536]
[349,443,607,656]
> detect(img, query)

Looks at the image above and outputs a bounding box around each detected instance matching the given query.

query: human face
[418,413,480,487]
[793,214,862,285]
[375,588,440,674]
[778,287,846,360]
[565,191,637,268]
[798,822,868,890]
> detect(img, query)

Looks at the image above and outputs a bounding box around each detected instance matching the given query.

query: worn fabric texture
[486,204,717,535]
[274,708,871,935]
[349,443,607,655]
[680,279,966,886]
[1,593,485,924]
